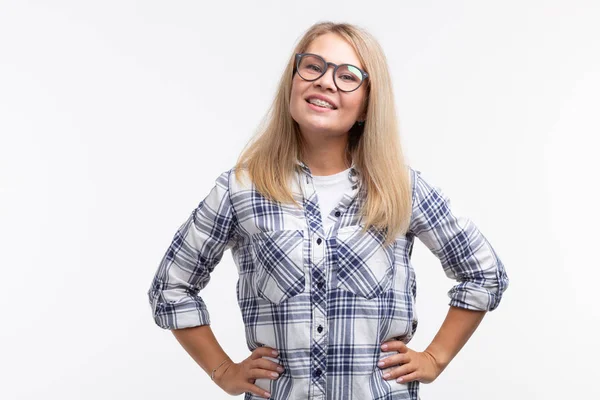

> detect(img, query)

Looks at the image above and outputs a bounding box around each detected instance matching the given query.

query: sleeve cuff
[148,288,211,330]
[447,279,507,312]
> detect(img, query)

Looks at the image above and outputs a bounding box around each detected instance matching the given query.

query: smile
[306,98,336,109]
[306,101,336,112]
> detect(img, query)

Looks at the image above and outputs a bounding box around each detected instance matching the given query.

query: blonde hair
[234,21,412,246]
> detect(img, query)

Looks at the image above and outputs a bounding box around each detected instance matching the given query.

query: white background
[1,1,598,399]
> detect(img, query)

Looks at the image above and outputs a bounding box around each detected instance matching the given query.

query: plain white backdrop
[1,1,599,399]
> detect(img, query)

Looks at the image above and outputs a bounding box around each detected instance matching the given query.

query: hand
[378,340,444,384]
[213,346,284,399]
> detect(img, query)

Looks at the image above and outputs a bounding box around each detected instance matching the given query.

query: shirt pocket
[251,229,306,305]
[335,225,394,299]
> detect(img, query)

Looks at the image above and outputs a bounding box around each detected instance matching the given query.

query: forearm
[171,325,233,381]
[424,306,486,370]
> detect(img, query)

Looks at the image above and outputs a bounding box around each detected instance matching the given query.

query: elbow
[147,283,212,330]
[449,261,509,312]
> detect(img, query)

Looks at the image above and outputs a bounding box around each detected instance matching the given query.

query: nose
[313,64,337,92]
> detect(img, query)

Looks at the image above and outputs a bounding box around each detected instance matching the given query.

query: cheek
[289,88,301,119]
[290,79,309,114]
[340,94,365,116]
[290,86,301,106]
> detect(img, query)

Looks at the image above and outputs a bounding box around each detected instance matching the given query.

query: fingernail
[377,361,385,367]
[381,344,388,350]
[272,350,278,356]
[277,366,284,372]
[271,372,279,378]
[264,392,271,397]
[397,377,404,383]
[383,373,390,378]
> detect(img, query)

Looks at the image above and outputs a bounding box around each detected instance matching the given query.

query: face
[290,33,368,141]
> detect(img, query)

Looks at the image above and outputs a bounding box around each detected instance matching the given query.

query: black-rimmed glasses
[294,53,369,93]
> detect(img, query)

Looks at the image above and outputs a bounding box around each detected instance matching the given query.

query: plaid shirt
[147,162,509,400]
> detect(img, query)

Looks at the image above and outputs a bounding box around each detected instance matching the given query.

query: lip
[305,94,338,110]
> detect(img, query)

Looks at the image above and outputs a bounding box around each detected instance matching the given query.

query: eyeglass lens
[297,54,363,92]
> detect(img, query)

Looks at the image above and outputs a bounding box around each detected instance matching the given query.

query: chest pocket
[335,225,394,299]
[251,230,306,305]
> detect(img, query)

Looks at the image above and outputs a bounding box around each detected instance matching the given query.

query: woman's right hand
[213,346,284,399]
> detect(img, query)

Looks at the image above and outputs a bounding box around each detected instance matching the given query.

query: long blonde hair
[235,21,412,245]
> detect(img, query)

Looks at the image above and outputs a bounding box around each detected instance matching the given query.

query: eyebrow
[307,52,363,68]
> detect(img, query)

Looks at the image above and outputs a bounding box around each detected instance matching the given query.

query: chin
[306,113,341,127]
[299,120,336,134]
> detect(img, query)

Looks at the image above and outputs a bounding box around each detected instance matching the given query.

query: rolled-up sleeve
[147,170,237,329]
[408,168,509,311]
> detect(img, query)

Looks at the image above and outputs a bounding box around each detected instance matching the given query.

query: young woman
[148,21,509,400]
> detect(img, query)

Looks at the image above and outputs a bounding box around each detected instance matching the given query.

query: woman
[147,21,509,400]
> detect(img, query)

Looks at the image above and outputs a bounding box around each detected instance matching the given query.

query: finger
[253,357,285,373]
[251,346,279,360]
[248,366,282,381]
[395,341,408,353]
[382,363,416,380]
[245,384,272,399]
[396,370,419,384]
[381,340,408,353]
[378,353,411,368]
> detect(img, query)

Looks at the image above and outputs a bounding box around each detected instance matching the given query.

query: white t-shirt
[312,167,352,233]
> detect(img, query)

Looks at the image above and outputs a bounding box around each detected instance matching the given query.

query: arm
[379,168,508,383]
[408,168,509,313]
[147,170,237,330]
[424,306,486,371]
[170,324,283,399]
[146,170,250,386]
[147,169,237,378]
[147,171,284,398]
[380,306,486,384]
[171,325,234,381]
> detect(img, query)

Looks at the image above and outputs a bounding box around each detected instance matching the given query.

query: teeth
[308,98,334,109]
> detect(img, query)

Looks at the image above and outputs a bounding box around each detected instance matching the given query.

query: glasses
[294,53,369,93]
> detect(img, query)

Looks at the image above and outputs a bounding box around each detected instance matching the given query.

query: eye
[307,64,322,72]
[339,74,358,82]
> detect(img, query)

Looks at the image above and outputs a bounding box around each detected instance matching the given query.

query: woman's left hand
[378,340,444,384]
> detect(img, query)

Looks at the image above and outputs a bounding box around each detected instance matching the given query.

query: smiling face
[290,33,368,143]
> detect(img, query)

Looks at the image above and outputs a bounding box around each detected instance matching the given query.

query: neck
[300,133,351,176]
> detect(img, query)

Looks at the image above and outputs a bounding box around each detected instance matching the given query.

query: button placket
[314,314,326,334]
[297,166,329,397]
[310,235,327,396]
[313,235,325,264]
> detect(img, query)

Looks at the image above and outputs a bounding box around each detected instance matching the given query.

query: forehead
[305,33,363,69]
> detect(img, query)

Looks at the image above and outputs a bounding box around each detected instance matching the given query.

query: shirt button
[317,325,323,333]
[314,368,322,377]
[316,238,322,245]
[317,281,324,289]
[334,211,341,217]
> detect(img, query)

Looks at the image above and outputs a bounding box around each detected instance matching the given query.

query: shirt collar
[295,158,360,185]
